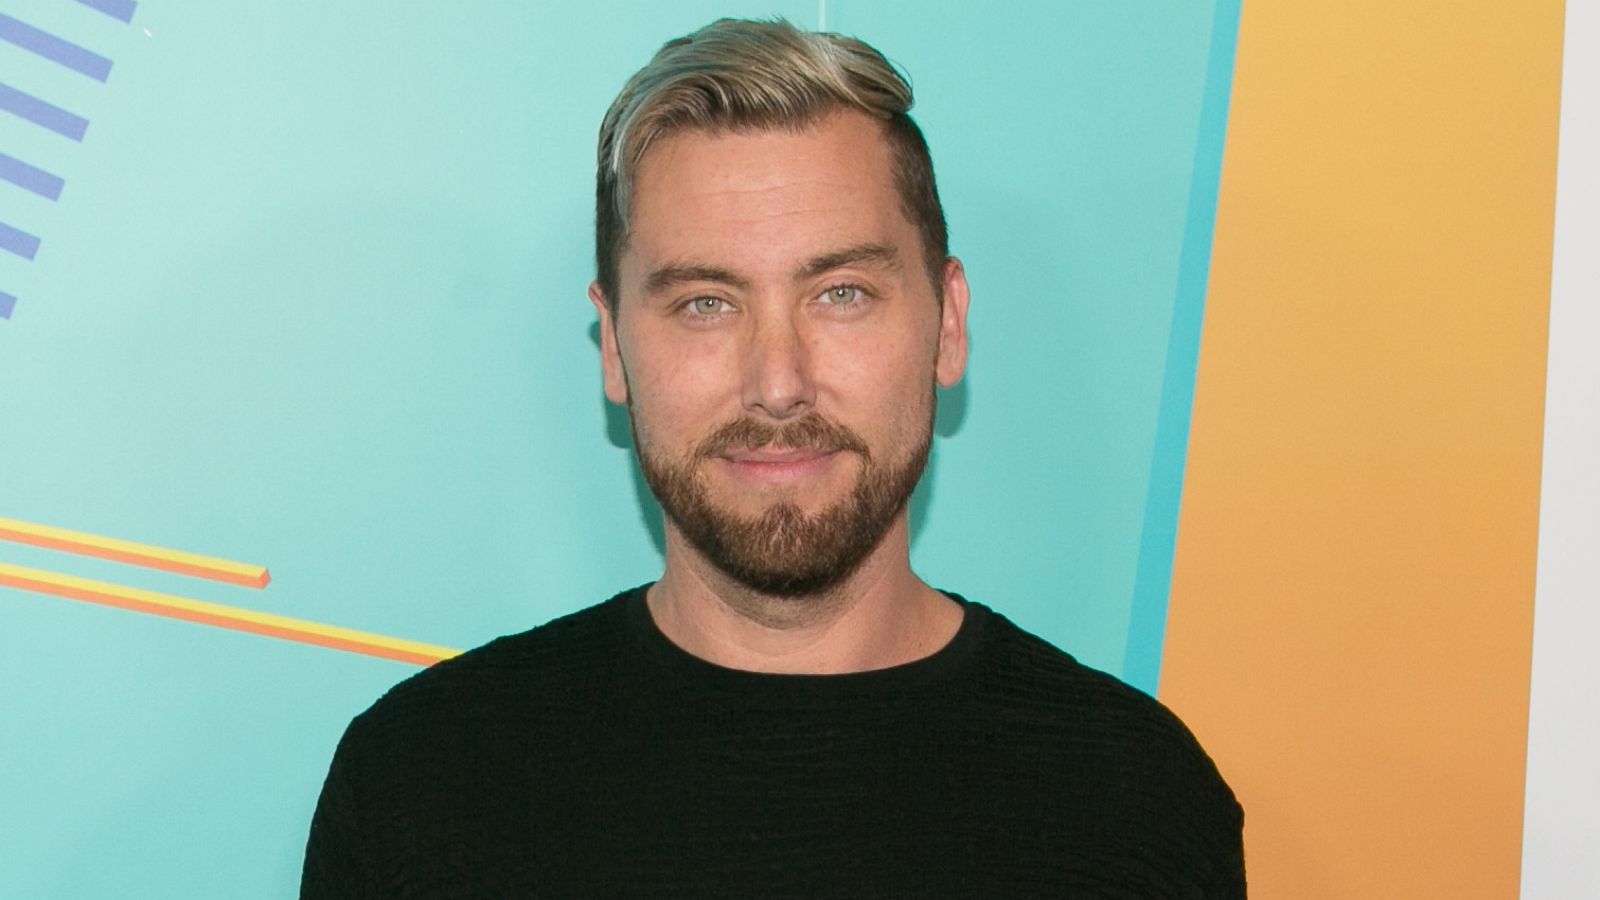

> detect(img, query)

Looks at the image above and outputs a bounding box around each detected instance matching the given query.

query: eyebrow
[643,264,751,296]
[793,243,902,282]
[641,243,903,297]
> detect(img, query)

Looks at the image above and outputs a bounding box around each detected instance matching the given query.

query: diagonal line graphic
[0,81,88,141]
[0,150,64,200]
[73,0,137,24]
[0,12,113,82]
[0,220,40,259]
[0,562,459,667]
[0,2,126,326]
[0,516,270,587]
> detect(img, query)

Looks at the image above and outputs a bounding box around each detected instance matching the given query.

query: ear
[934,258,970,388]
[589,282,630,405]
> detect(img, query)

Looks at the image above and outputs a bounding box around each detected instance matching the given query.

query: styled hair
[594,18,948,309]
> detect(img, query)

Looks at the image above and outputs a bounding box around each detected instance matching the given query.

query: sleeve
[1206,795,1247,899]
[299,728,374,899]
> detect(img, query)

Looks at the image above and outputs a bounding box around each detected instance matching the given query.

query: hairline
[594,20,949,313]
[607,112,946,312]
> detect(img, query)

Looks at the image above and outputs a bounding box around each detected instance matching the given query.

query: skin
[588,109,971,675]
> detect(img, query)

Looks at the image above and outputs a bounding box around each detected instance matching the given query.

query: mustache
[694,414,871,461]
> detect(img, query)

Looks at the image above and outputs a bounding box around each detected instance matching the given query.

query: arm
[300,736,373,899]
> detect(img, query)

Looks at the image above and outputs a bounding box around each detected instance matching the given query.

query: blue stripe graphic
[72,0,137,24]
[0,221,41,260]
[0,13,113,81]
[0,289,15,319]
[1122,0,1244,696]
[0,151,65,200]
[0,82,88,141]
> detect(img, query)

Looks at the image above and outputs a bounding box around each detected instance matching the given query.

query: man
[303,18,1244,898]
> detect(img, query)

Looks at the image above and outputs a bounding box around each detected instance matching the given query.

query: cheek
[821,330,937,422]
[622,330,737,442]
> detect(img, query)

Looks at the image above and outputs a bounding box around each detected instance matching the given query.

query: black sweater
[302,587,1245,898]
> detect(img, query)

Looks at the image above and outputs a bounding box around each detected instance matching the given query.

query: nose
[740,308,815,420]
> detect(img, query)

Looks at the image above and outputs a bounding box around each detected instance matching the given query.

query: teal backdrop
[0,1,1235,895]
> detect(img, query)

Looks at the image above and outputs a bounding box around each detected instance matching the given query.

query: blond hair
[594,18,948,307]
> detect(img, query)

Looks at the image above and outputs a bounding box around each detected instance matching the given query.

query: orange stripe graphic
[0,562,458,667]
[1160,1,1562,897]
[0,515,270,588]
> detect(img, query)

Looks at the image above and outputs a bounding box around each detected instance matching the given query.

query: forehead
[623,111,910,277]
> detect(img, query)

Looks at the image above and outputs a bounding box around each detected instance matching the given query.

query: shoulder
[968,604,1241,809]
[335,588,640,755]
[962,604,1245,884]
[975,606,1196,731]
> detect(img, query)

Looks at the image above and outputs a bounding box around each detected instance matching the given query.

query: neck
[647,515,963,674]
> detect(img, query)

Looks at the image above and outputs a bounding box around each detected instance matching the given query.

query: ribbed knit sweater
[302,586,1245,898]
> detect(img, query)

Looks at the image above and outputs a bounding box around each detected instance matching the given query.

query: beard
[634,407,932,598]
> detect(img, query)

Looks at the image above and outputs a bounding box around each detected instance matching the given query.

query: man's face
[590,110,969,596]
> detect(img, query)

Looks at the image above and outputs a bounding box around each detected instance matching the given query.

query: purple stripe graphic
[0,290,14,319]
[0,221,41,260]
[72,0,136,24]
[0,82,87,141]
[0,13,113,81]
[0,151,65,200]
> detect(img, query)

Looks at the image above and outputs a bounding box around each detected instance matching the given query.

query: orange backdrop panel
[1160,1,1563,897]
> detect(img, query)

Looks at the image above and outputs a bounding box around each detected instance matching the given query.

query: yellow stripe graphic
[0,562,458,666]
[0,515,270,588]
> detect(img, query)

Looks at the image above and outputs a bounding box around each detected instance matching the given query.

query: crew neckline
[619,583,988,695]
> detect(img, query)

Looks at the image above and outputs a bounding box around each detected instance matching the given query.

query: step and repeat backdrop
[0,1,1591,897]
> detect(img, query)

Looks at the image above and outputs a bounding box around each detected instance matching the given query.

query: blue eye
[821,285,863,305]
[686,297,728,316]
